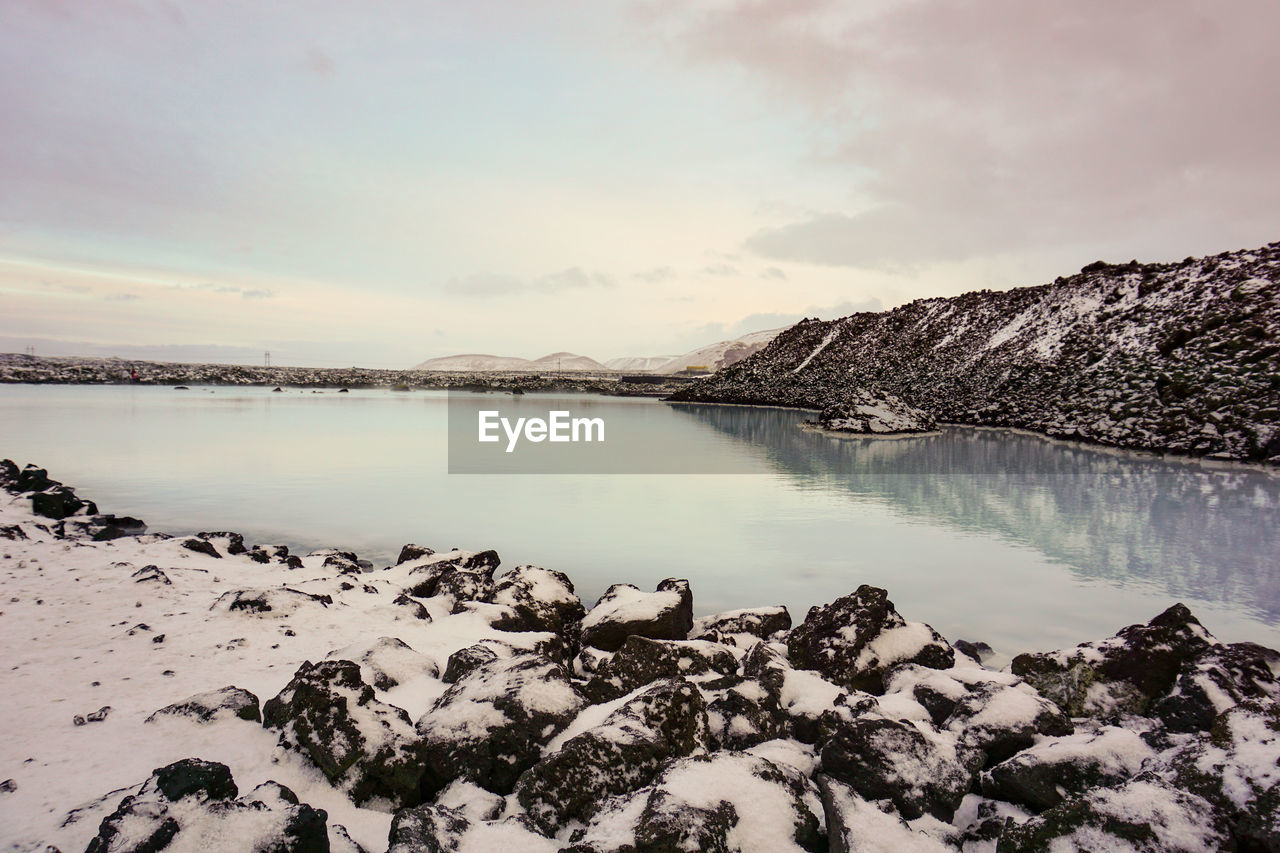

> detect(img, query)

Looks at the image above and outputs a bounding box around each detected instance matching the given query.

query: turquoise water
[1,384,1277,654]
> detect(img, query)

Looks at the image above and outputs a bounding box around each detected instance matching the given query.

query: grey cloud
[105,292,141,301]
[760,266,787,280]
[702,263,740,276]
[240,288,274,299]
[649,0,1280,266]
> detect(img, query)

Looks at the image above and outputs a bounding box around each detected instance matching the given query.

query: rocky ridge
[672,242,1280,463]
[2,461,1278,852]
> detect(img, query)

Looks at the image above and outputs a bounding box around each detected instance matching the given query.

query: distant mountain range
[412,328,784,374]
[673,242,1280,464]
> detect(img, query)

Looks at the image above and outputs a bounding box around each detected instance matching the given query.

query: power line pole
[264,351,271,368]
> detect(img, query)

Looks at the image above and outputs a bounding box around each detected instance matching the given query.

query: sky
[1,0,1277,368]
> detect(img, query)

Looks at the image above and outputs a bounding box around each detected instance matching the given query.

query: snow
[580,584,682,630]
[822,776,951,853]
[793,326,841,373]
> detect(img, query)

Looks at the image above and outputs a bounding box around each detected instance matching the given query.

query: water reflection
[672,403,1280,624]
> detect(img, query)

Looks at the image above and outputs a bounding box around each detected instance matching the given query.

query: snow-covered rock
[580,578,694,652]
[787,585,954,694]
[491,564,585,635]
[584,635,738,702]
[145,686,262,725]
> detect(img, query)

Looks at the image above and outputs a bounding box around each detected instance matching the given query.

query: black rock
[145,686,262,725]
[397,543,435,564]
[788,585,954,693]
[692,605,792,643]
[490,565,585,635]
[584,635,738,702]
[981,726,1154,811]
[387,803,470,853]
[15,464,55,493]
[181,538,222,558]
[262,659,424,808]
[198,531,247,555]
[32,486,91,520]
[945,682,1074,765]
[821,716,982,821]
[416,653,586,796]
[515,677,711,834]
[579,578,694,652]
[92,516,148,540]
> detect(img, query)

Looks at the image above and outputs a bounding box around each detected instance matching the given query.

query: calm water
[2,384,1278,654]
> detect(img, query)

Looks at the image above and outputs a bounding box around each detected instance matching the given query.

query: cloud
[646,0,1280,266]
[701,263,740,276]
[104,292,141,301]
[240,288,274,299]
[444,267,615,297]
[634,265,676,283]
[760,266,787,280]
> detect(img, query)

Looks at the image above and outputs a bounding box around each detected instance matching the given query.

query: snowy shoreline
[2,461,1278,852]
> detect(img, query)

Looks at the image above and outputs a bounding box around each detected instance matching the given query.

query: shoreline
[2,461,1278,852]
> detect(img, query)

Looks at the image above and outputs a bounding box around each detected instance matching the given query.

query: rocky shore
[2,462,1278,852]
[673,241,1280,464]
[0,354,691,398]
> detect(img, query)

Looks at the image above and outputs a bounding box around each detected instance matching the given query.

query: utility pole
[264,351,271,368]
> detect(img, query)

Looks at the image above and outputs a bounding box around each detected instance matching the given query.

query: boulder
[435,568,496,611]
[584,635,738,702]
[1011,603,1216,719]
[182,537,222,558]
[15,464,55,493]
[515,677,711,833]
[742,642,874,745]
[92,516,148,540]
[132,565,172,585]
[1160,699,1280,850]
[210,587,333,615]
[327,637,440,691]
[570,752,826,853]
[817,774,954,853]
[787,585,954,693]
[0,458,18,490]
[820,716,982,821]
[982,726,1155,811]
[944,682,1073,765]
[85,759,329,853]
[996,778,1231,852]
[198,531,248,555]
[397,543,435,564]
[390,594,432,621]
[816,390,937,435]
[692,606,792,645]
[491,565,586,635]
[579,579,694,652]
[1153,641,1280,732]
[416,653,587,796]
[262,659,424,808]
[32,486,92,520]
[145,686,262,725]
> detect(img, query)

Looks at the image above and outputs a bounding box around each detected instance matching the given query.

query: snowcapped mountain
[673,242,1280,464]
[411,354,537,371]
[604,356,677,371]
[527,352,610,372]
[650,328,786,374]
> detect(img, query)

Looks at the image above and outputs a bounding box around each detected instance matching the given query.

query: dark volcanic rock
[580,578,694,652]
[85,759,329,853]
[416,652,587,796]
[1011,603,1223,719]
[1153,641,1280,733]
[15,464,55,493]
[387,803,471,853]
[945,682,1074,765]
[996,778,1232,852]
[491,564,586,635]
[262,659,424,808]
[820,716,982,821]
[211,587,333,615]
[981,726,1155,812]
[397,543,435,564]
[787,584,954,693]
[584,635,738,702]
[198,531,247,555]
[331,637,439,691]
[145,686,262,725]
[32,486,92,520]
[182,537,222,558]
[671,242,1280,464]
[435,568,496,611]
[572,752,826,853]
[691,605,792,644]
[92,516,148,540]
[515,677,711,833]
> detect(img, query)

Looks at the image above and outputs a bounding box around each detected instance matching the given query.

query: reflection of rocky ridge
[673,403,1280,622]
[673,243,1280,463]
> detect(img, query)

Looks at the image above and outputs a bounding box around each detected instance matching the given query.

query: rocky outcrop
[579,579,694,652]
[672,242,1280,463]
[84,760,332,853]
[145,686,262,725]
[787,584,954,693]
[262,659,424,808]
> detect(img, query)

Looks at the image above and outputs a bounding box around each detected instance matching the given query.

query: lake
[1,384,1277,655]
